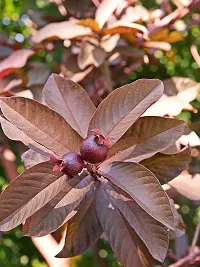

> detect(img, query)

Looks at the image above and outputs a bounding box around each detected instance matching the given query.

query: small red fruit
[80,129,113,164]
[50,152,84,176]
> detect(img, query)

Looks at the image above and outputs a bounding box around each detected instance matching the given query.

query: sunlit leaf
[0,97,82,156]
[99,161,174,229]
[43,74,96,138]
[0,162,66,231]
[23,175,93,237]
[89,79,164,143]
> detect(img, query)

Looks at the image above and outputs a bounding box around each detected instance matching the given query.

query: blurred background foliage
[0,0,200,266]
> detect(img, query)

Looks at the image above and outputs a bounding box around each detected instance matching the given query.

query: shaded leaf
[27,66,50,87]
[168,171,200,200]
[109,116,185,160]
[23,174,94,237]
[56,189,103,258]
[95,0,123,28]
[103,22,148,36]
[95,183,155,267]
[99,161,174,229]
[43,74,96,138]
[22,149,48,169]
[141,147,191,184]
[31,22,93,43]
[0,49,35,79]
[0,116,52,157]
[89,79,164,143]
[0,162,66,231]
[0,75,22,94]
[114,45,145,58]
[78,40,106,70]
[105,182,169,262]
[169,199,185,239]
[0,97,82,156]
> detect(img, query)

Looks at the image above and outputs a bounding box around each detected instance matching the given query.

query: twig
[191,45,200,68]
[169,223,200,267]
[191,222,200,250]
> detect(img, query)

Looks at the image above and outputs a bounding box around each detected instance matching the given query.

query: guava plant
[0,74,190,267]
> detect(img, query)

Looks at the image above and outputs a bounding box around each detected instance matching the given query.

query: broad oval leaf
[23,174,94,237]
[95,184,155,267]
[0,117,52,157]
[99,161,174,229]
[141,148,191,184]
[104,183,169,262]
[56,189,103,258]
[95,0,123,28]
[109,116,185,161]
[0,49,34,79]
[0,97,82,156]
[22,149,48,169]
[0,162,67,231]
[43,74,96,138]
[168,171,200,201]
[89,79,164,143]
[31,22,93,43]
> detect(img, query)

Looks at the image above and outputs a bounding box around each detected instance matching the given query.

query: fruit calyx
[50,152,84,177]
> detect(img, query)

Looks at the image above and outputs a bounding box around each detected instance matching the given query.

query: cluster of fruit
[50,129,114,176]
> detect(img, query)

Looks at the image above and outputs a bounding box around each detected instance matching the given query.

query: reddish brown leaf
[0,117,52,157]
[23,174,94,237]
[56,189,102,258]
[95,183,155,267]
[169,199,185,239]
[22,149,48,169]
[99,162,174,229]
[103,22,148,36]
[31,22,93,43]
[113,46,145,58]
[141,148,191,184]
[89,79,164,143]
[0,162,67,231]
[105,182,169,262]
[43,74,96,138]
[27,66,50,87]
[109,116,185,160]
[168,171,200,200]
[0,49,35,79]
[78,40,106,70]
[0,75,22,94]
[95,0,123,28]
[0,97,82,156]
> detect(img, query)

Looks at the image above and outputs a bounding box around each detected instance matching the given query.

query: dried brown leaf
[0,162,66,231]
[43,74,96,138]
[0,97,82,156]
[89,79,164,143]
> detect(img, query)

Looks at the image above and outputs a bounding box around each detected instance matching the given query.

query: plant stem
[100,61,113,93]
